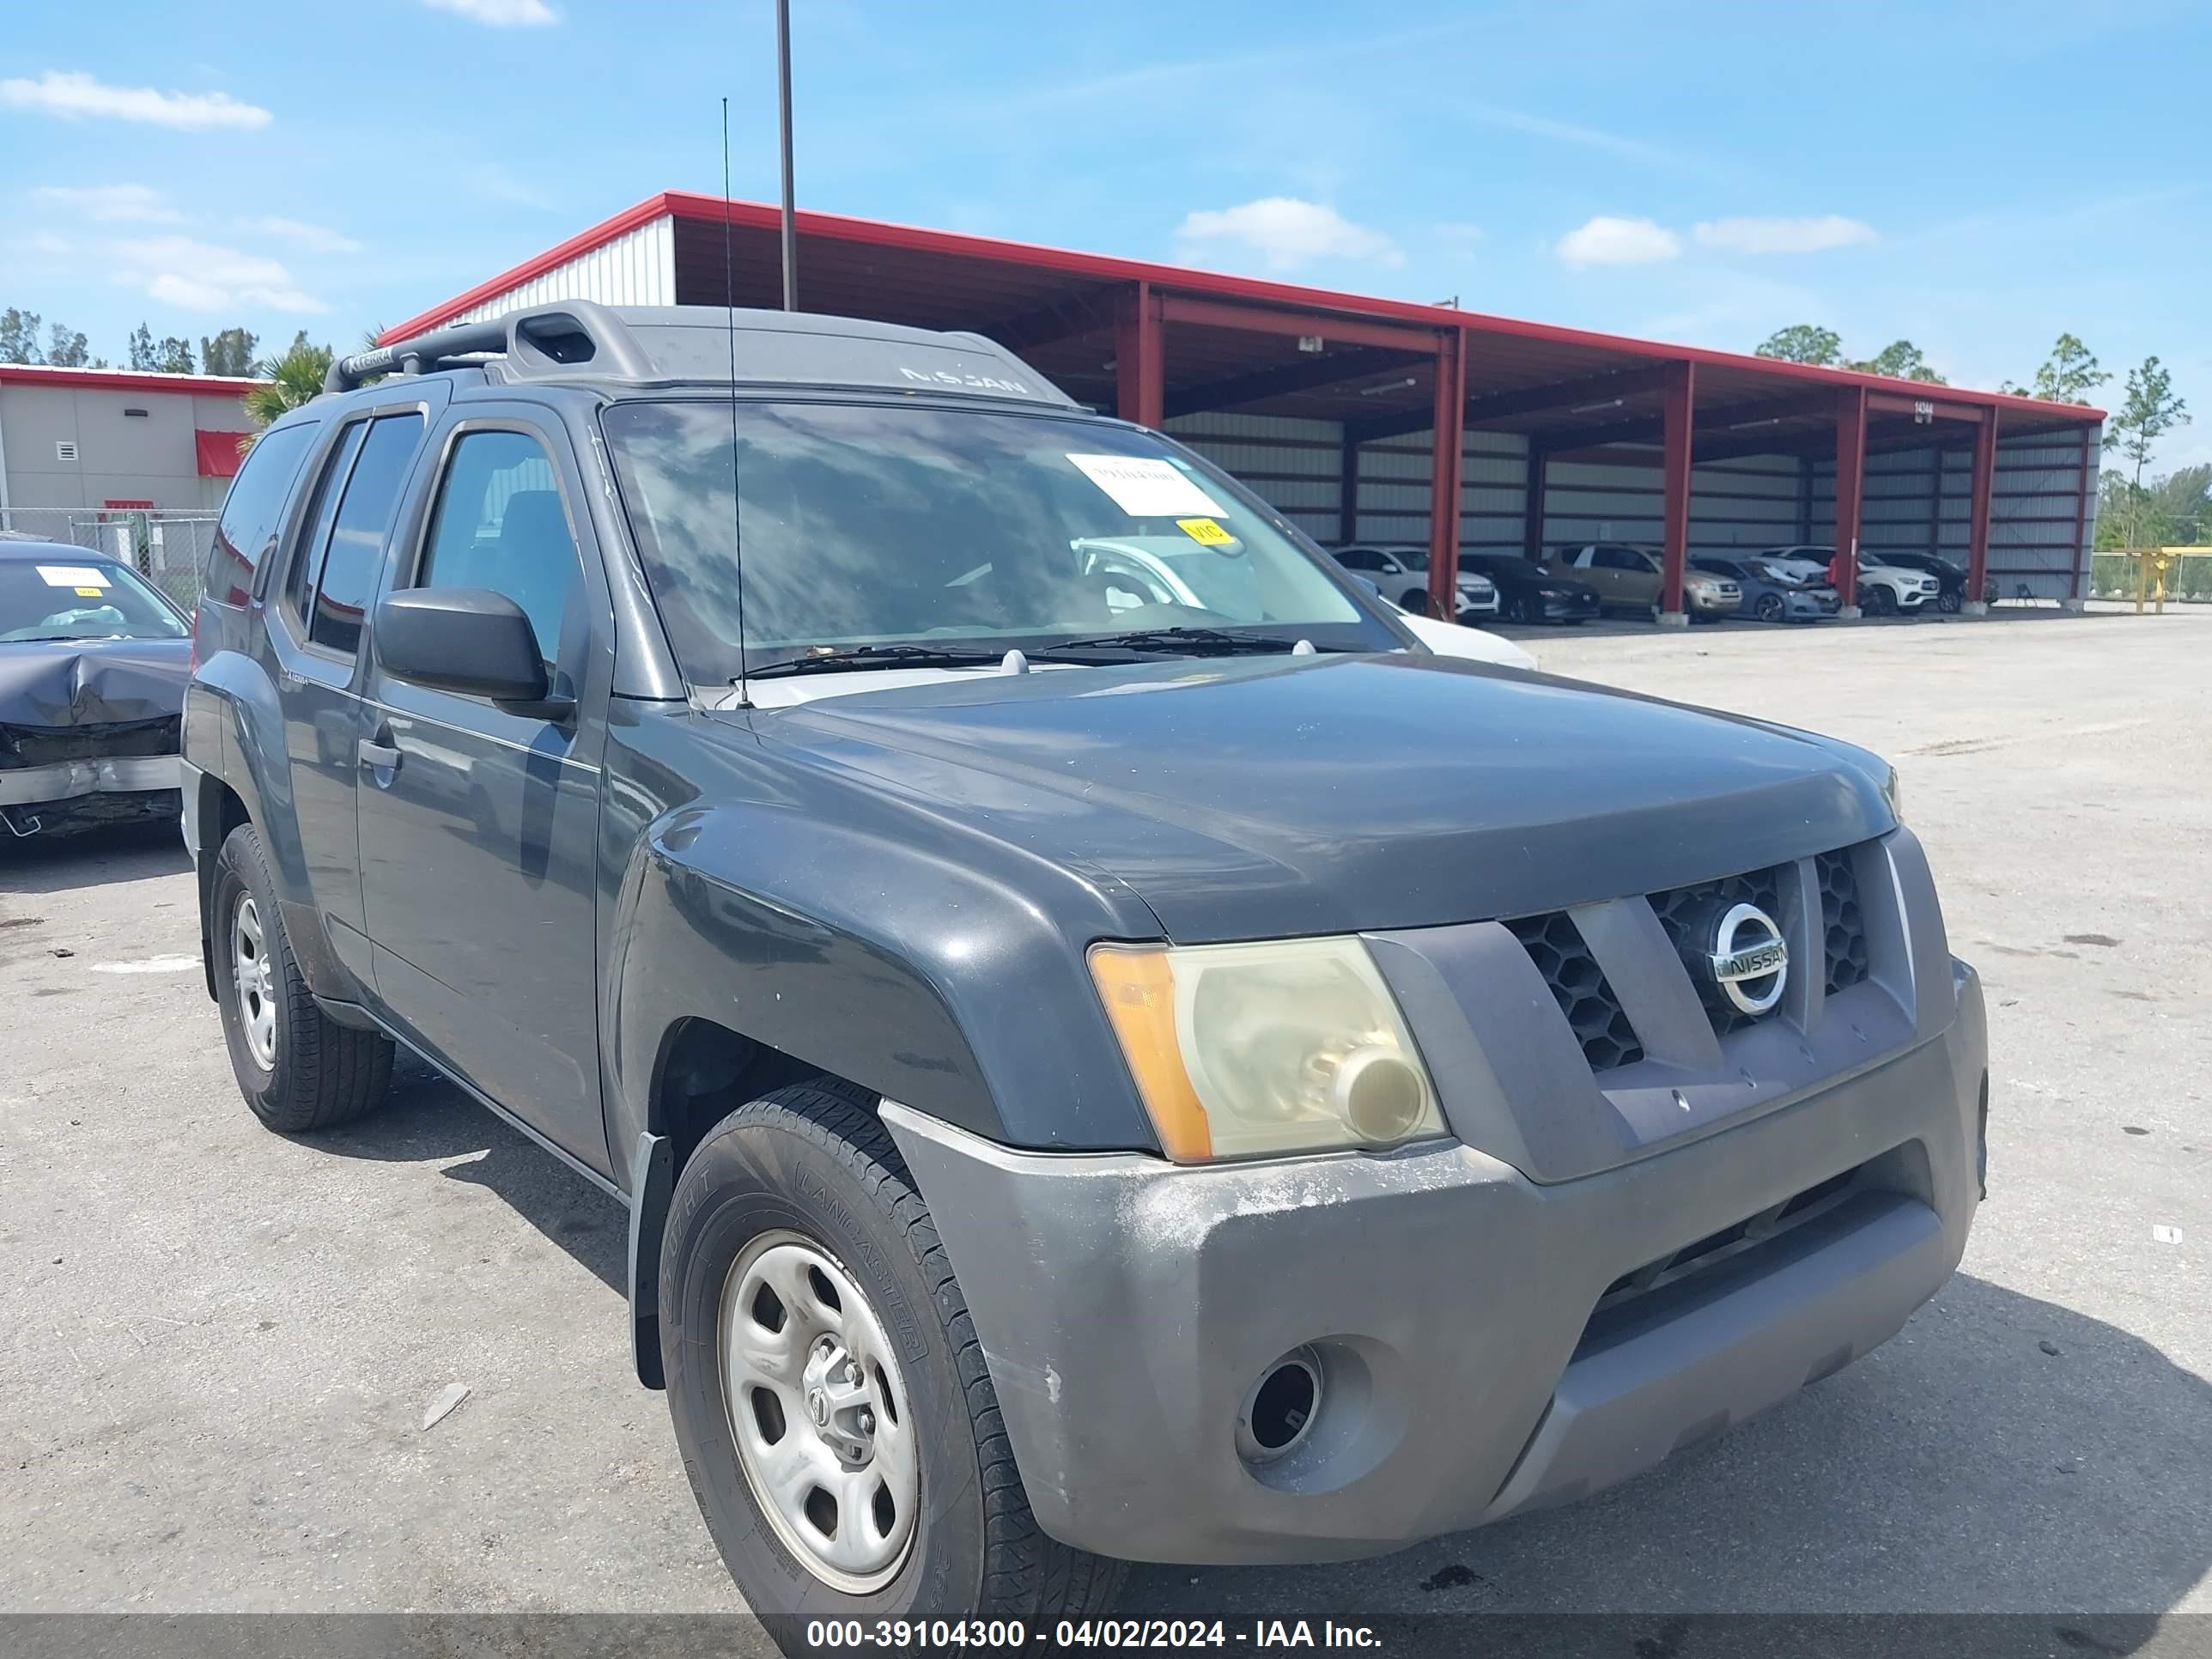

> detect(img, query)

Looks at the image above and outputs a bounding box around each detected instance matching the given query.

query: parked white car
[1332,544,1500,620]
[1393,605,1537,671]
[1759,546,1940,616]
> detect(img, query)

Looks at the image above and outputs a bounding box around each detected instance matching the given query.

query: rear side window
[416,429,581,672]
[205,422,317,607]
[309,414,426,656]
[284,422,366,623]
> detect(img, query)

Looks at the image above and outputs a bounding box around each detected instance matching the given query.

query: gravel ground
[3,607,2205,1628]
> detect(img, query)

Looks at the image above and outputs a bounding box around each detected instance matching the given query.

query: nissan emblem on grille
[1706,902,1789,1015]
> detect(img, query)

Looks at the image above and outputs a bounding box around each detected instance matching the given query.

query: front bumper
[0,752,180,807]
[884,966,1986,1565]
[1538,592,1600,621]
[1687,589,1741,614]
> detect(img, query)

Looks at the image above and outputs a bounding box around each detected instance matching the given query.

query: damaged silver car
[0,538,191,839]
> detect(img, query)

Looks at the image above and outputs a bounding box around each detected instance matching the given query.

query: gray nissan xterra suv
[182,301,1990,1631]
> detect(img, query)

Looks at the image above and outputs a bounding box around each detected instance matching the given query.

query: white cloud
[465,161,557,210]
[111,236,325,313]
[32,183,182,223]
[1693,215,1879,255]
[1555,215,1682,268]
[0,70,270,131]
[1172,197,1402,272]
[423,0,558,24]
[248,216,362,253]
[29,231,72,256]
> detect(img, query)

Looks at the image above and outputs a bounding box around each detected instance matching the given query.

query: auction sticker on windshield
[36,564,111,590]
[1066,453,1225,518]
[1176,517,1236,546]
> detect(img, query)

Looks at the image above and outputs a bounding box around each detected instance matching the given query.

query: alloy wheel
[230,892,278,1069]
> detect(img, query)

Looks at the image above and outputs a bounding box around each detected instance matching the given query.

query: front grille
[1648,861,1790,1036]
[1816,848,1869,993]
[0,717,179,769]
[1504,911,1644,1072]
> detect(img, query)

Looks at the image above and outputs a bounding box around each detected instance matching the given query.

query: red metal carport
[385,194,2106,622]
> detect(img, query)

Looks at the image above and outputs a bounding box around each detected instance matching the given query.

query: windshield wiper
[744,642,1109,681]
[744,629,1343,682]
[1048,626,1334,657]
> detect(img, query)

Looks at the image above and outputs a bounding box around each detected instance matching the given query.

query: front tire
[660,1084,1125,1633]
[1755,593,1785,623]
[210,823,393,1132]
[1863,586,1897,617]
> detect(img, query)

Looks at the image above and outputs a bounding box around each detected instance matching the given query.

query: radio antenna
[722,96,751,708]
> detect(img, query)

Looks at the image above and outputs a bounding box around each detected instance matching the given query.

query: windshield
[600,400,1394,679]
[0,557,188,643]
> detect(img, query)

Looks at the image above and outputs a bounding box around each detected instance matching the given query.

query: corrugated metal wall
[1162,413,1534,551]
[449,215,677,325]
[1168,413,1818,561]
[1541,452,1802,555]
[1813,425,2100,599]
[1358,429,1529,552]
[1165,404,2099,599]
[1163,411,1343,544]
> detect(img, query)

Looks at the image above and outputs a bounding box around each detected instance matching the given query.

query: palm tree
[239,331,335,450]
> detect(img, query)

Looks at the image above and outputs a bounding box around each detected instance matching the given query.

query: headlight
[1882,767,1905,823]
[1089,937,1444,1162]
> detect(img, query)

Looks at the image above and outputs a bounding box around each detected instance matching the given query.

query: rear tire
[1863,586,1897,617]
[1937,587,1962,614]
[210,823,393,1132]
[659,1084,1125,1637]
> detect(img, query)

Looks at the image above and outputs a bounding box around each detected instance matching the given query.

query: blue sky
[6,0,2208,466]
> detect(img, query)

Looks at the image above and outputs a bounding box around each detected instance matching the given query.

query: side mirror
[374,587,562,714]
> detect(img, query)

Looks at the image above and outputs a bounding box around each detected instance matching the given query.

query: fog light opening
[1237,1347,1322,1465]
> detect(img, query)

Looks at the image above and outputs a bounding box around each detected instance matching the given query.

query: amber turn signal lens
[1087,944,1213,1162]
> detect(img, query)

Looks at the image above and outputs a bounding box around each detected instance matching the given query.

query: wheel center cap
[807,1388,830,1427]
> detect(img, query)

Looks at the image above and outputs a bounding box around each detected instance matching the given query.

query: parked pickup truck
[1544,541,1741,620]
[181,301,1988,1634]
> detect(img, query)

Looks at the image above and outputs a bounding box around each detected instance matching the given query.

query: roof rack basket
[324,300,654,393]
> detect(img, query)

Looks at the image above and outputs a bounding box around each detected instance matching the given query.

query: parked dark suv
[182,301,1990,1637]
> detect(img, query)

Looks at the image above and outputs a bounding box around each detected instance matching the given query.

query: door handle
[357,738,402,772]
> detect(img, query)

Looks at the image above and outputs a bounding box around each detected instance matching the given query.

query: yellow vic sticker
[1176,517,1235,546]
[75,587,104,597]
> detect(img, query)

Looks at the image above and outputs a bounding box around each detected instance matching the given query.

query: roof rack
[324,298,1075,407]
[325,300,657,393]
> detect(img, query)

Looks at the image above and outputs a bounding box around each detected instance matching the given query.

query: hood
[752,653,1894,944]
[0,637,191,727]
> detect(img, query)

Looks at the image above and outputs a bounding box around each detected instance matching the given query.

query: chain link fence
[2089,550,2212,604]
[2,507,213,612]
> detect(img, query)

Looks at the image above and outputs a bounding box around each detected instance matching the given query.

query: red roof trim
[0,364,258,397]
[380,191,2106,423]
